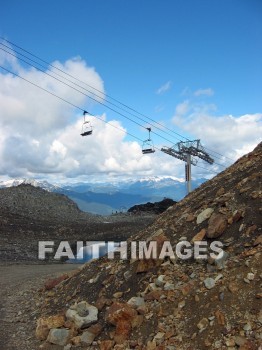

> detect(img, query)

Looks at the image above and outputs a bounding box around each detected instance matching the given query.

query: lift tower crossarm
[161,146,197,165]
[161,139,214,195]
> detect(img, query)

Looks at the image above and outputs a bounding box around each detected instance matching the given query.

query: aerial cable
[0,38,234,163]
[0,51,227,170]
[0,38,233,163]
[0,46,199,150]
[1,38,186,140]
[0,64,220,176]
[0,44,184,144]
[0,64,143,143]
[0,47,228,169]
[0,47,145,129]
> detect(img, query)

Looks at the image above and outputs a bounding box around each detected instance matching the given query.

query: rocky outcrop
[128,198,176,214]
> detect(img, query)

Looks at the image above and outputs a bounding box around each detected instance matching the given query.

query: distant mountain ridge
[0,176,207,215]
[0,178,60,191]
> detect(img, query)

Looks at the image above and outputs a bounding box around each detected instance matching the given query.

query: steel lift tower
[161,139,214,194]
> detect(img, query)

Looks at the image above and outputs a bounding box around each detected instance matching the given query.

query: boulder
[47,328,71,346]
[66,301,98,329]
[36,315,65,340]
[80,323,102,345]
[105,302,138,343]
[207,213,227,238]
[196,208,214,224]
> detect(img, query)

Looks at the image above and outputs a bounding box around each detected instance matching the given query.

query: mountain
[54,189,152,215]
[35,142,262,348]
[0,183,99,263]
[0,178,60,191]
[57,176,207,215]
[0,183,92,223]
[0,184,156,263]
[0,176,207,215]
[62,176,206,198]
[120,176,207,199]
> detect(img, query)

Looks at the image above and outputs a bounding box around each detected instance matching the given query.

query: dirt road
[0,263,80,292]
[0,263,81,350]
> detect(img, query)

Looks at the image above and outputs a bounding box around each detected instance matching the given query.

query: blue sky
[0,0,261,181]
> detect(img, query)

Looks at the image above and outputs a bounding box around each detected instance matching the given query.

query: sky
[0,0,261,183]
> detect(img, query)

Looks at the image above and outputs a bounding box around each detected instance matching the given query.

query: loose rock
[196,208,214,224]
[204,277,216,289]
[207,213,228,238]
[47,328,71,346]
[66,301,98,329]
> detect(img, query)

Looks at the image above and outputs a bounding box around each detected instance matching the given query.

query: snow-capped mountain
[62,176,186,193]
[58,176,207,215]
[133,176,185,183]
[0,178,60,191]
[0,176,207,215]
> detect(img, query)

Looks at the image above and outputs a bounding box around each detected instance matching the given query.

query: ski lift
[142,127,155,154]
[80,111,93,136]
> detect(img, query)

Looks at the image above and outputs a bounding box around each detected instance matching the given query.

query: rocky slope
[0,185,155,263]
[0,184,94,222]
[15,143,262,349]
[33,142,262,349]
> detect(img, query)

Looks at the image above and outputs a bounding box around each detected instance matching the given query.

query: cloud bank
[0,53,182,180]
[0,51,261,182]
[172,101,262,167]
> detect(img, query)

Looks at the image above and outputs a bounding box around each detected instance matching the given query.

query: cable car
[142,127,155,154]
[80,111,93,136]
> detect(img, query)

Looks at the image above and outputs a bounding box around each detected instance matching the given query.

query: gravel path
[0,263,81,350]
[0,264,80,291]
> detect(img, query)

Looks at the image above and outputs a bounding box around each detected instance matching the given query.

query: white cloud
[194,88,214,97]
[0,55,184,179]
[156,81,172,95]
[174,100,190,118]
[0,52,261,182]
[0,43,20,71]
[0,56,105,135]
[50,140,67,158]
[172,101,262,169]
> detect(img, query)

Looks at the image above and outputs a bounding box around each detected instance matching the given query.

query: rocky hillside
[128,198,176,215]
[0,184,94,222]
[0,185,155,263]
[31,142,261,349]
